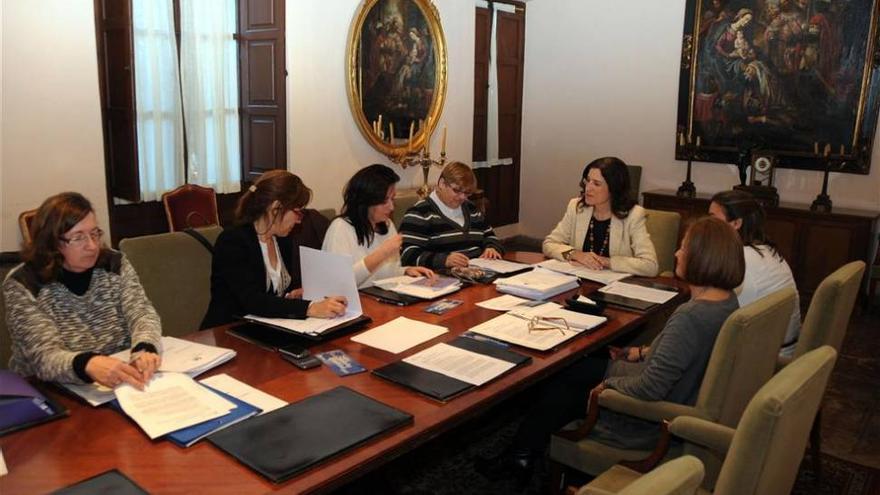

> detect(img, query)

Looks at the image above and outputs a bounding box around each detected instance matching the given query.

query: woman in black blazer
[200,171,347,329]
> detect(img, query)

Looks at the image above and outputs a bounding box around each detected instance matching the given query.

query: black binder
[51,469,148,495]
[372,336,532,402]
[208,386,413,483]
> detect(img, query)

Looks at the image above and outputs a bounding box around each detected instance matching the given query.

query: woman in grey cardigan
[479,216,744,483]
[4,192,162,390]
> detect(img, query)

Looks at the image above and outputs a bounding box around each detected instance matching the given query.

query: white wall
[1,0,109,252]
[518,0,880,238]
[287,0,474,212]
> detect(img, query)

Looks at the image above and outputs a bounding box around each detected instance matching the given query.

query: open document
[373,275,462,299]
[115,372,235,439]
[351,316,447,354]
[245,247,365,337]
[403,343,516,386]
[468,302,606,351]
[537,259,631,285]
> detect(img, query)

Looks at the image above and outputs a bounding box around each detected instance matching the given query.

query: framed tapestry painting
[347,0,447,159]
[676,0,880,174]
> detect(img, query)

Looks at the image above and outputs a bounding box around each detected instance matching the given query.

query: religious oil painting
[347,0,447,159]
[676,0,880,173]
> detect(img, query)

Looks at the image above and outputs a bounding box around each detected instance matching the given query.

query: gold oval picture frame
[347,0,447,159]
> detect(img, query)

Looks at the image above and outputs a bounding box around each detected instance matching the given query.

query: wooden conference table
[0,253,686,494]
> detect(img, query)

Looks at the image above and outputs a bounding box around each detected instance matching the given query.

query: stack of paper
[351,316,447,354]
[468,258,533,275]
[62,337,237,406]
[468,302,606,351]
[493,268,580,300]
[373,275,462,299]
[537,259,631,285]
[599,281,678,304]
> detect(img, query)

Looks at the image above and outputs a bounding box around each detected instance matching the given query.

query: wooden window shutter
[94,0,140,202]
[238,0,287,181]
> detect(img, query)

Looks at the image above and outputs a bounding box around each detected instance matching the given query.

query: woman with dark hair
[3,192,161,389]
[543,157,658,276]
[709,189,801,356]
[322,164,434,288]
[481,217,743,482]
[201,170,347,329]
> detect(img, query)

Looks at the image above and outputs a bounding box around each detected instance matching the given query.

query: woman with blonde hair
[201,170,347,328]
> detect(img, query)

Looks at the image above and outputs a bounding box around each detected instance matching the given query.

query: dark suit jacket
[200,223,309,329]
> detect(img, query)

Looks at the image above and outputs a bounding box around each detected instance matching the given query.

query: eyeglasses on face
[60,228,104,247]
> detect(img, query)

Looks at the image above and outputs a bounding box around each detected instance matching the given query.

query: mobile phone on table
[278,344,321,370]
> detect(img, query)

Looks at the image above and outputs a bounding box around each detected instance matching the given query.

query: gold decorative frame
[346,0,447,160]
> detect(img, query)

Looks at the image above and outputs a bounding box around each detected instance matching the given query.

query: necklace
[587,216,610,256]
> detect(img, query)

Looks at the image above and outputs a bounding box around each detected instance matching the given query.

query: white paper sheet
[300,246,363,314]
[199,373,287,415]
[468,258,533,274]
[475,294,532,311]
[599,281,678,304]
[403,343,515,386]
[537,259,631,285]
[351,316,447,354]
[115,372,234,439]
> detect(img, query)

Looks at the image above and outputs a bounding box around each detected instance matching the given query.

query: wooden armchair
[161,184,219,232]
[549,288,796,491]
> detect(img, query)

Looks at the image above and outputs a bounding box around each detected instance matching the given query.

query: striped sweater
[399,197,504,269]
[3,251,162,384]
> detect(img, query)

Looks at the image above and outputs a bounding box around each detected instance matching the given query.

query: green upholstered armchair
[549,288,796,489]
[643,209,681,276]
[119,226,222,338]
[576,455,704,495]
[576,346,836,495]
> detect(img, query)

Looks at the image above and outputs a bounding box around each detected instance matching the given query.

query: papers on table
[351,316,447,354]
[115,372,235,439]
[537,259,631,285]
[468,302,606,351]
[244,312,362,337]
[599,281,678,304]
[373,275,462,299]
[200,373,287,416]
[493,267,580,300]
[403,343,516,386]
[61,337,236,406]
[476,294,534,311]
[468,258,533,275]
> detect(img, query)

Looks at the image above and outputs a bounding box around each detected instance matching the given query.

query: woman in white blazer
[543,157,659,276]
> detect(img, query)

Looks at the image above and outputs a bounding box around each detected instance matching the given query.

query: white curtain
[474,1,514,169]
[180,0,242,193]
[132,0,185,201]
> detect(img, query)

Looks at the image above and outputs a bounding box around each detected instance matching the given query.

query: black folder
[372,336,532,402]
[51,469,148,495]
[208,386,413,483]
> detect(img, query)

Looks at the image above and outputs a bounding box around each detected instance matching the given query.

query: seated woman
[480,216,743,481]
[399,161,504,268]
[4,192,161,390]
[543,157,658,276]
[322,164,434,288]
[201,170,347,329]
[709,190,801,356]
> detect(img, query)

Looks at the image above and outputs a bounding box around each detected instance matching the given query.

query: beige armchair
[643,209,681,276]
[119,226,222,337]
[576,455,704,495]
[549,287,796,489]
[578,346,837,495]
[777,260,865,477]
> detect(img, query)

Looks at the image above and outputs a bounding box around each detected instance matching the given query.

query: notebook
[209,386,413,483]
[372,336,531,401]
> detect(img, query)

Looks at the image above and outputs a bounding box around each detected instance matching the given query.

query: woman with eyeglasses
[322,164,435,288]
[201,170,347,329]
[543,157,659,276]
[3,192,161,390]
[399,161,504,269]
[479,217,743,483]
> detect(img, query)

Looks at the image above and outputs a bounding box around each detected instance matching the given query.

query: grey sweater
[3,251,162,384]
[593,294,739,449]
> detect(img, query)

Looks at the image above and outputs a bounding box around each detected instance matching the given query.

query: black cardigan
[201,223,309,329]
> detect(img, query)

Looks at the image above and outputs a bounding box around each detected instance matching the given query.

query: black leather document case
[372,336,531,402]
[208,386,413,483]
